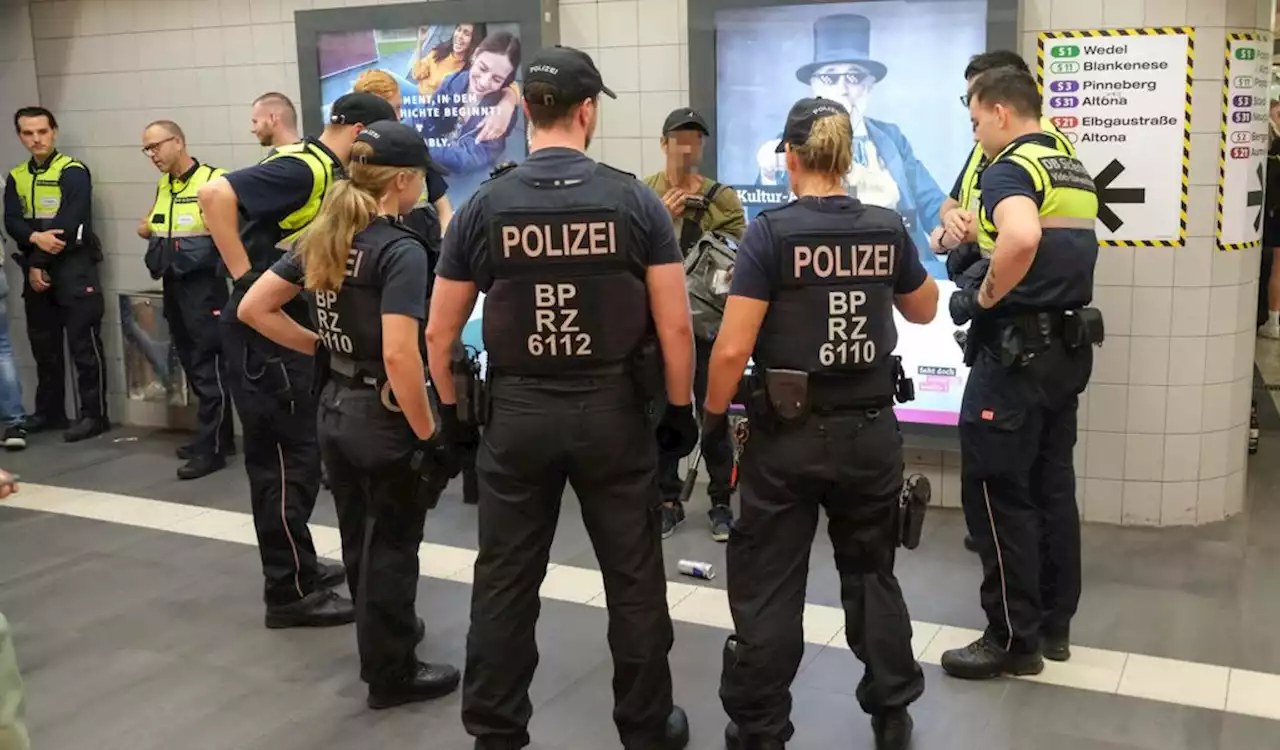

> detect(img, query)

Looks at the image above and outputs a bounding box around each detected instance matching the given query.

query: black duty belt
[487,362,630,379]
[329,354,385,388]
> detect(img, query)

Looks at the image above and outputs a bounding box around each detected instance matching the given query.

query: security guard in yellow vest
[3,106,108,442]
[197,92,396,628]
[137,120,234,480]
[942,67,1101,681]
[932,51,1076,276]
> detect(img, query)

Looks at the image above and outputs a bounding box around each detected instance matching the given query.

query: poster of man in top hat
[714,3,986,281]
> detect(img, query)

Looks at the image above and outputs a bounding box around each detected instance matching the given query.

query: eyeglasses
[811,70,872,87]
[141,136,176,155]
[959,94,971,107]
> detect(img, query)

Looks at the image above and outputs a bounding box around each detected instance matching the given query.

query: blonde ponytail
[792,114,853,178]
[296,140,417,293]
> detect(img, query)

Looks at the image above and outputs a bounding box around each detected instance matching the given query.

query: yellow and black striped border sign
[1036,27,1194,248]
[1216,32,1264,251]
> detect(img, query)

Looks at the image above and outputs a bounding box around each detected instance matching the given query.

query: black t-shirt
[271,230,432,320]
[729,195,928,301]
[436,147,683,287]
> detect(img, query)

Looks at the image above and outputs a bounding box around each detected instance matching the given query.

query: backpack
[683,230,738,341]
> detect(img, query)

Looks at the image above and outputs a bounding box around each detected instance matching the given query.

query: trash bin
[119,291,188,406]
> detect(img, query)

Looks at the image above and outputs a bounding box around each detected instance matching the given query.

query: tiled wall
[0,0,1271,523]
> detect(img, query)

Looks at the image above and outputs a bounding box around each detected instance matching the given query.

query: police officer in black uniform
[941,68,1099,679]
[238,120,461,708]
[703,98,938,750]
[198,92,398,628]
[425,46,697,750]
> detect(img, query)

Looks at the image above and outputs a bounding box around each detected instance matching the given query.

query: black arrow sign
[1250,162,1265,232]
[1094,159,1146,233]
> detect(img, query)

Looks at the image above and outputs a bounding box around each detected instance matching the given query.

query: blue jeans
[0,295,26,426]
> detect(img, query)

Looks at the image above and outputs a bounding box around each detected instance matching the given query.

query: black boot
[941,633,1044,680]
[1043,632,1071,662]
[177,454,226,480]
[664,705,690,750]
[366,661,461,709]
[871,708,913,750]
[264,590,355,629]
[963,535,980,553]
[316,562,346,590]
[63,417,109,443]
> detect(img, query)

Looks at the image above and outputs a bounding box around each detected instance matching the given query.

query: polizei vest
[754,199,905,405]
[481,163,647,375]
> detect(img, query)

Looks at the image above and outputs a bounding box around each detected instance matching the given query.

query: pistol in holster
[890,355,915,404]
[630,337,665,411]
[898,473,931,550]
[739,373,776,433]
[409,446,454,511]
[763,368,810,425]
[452,345,488,427]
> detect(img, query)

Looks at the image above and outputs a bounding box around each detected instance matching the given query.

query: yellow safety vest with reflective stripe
[261,141,337,250]
[7,153,84,227]
[976,139,1098,253]
[958,117,1075,222]
[148,163,225,238]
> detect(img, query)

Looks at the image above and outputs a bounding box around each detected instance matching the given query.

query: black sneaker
[178,440,237,460]
[24,413,67,433]
[366,661,461,709]
[664,705,690,749]
[871,708,913,750]
[941,633,1044,680]
[723,721,784,750]
[264,589,355,629]
[661,503,685,539]
[1043,633,1071,662]
[709,504,732,542]
[3,425,27,451]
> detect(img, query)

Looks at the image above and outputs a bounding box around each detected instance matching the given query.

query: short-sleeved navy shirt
[225,139,344,223]
[729,196,929,302]
[979,133,1056,220]
[436,148,683,288]
[270,224,432,320]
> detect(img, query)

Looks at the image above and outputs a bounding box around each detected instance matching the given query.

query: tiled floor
[2,424,1280,749]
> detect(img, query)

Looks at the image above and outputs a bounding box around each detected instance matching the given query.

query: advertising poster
[714,1,986,425]
[316,23,527,209]
[1038,28,1194,247]
[1217,32,1271,250]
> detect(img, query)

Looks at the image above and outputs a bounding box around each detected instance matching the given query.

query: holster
[1063,307,1105,349]
[741,373,777,433]
[898,473,931,550]
[630,337,665,409]
[408,446,454,511]
[451,346,487,427]
[764,368,810,424]
[891,355,915,404]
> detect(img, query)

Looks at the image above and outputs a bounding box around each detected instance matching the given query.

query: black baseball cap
[353,120,441,174]
[662,108,709,136]
[774,97,850,153]
[329,92,396,126]
[524,45,616,106]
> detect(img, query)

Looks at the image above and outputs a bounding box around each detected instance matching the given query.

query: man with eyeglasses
[759,13,949,280]
[3,106,109,443]
[137,120,234,480]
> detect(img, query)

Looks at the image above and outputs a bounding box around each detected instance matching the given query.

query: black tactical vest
[755,198,904,406]
[315,217,426,375]
[480,164,648,375]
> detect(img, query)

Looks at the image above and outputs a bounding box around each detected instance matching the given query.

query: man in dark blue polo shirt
[198,92,397,630]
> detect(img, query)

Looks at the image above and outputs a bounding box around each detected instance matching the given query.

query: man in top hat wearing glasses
[756,13,948,279]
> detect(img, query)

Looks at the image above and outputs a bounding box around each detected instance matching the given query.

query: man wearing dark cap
[426,45,696,750]
[198,91,397,630]
[643,107,744,540]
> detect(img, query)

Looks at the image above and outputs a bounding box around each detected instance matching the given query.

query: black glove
[656,402,699,458]
[949,288,982,327]
[438,402,479,448]
[700,409,733,465]
[945,244,982,283]
[232,270,262,295]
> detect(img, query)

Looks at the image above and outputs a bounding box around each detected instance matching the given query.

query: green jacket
[0,613,28,750]
[642,172,746,249]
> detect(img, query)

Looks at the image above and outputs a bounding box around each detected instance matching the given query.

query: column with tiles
[1023,0,1273,525]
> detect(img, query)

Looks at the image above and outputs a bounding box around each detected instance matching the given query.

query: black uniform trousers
[720,408,924,744]
[658,336,734,504]
[958,343,1091,654]
[220,296,324,607]
[317,381,427,685]
[163,271,232,457]
[462,375,675,750]
[23,282,106,422]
